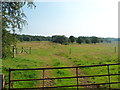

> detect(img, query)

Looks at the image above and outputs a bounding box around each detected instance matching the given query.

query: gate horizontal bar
[10,81,120,90]
[11,73,120,82]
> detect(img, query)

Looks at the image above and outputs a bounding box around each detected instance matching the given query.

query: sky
[19,0,119,38]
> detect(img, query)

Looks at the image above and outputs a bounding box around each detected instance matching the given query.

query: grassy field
[2,41,119,89]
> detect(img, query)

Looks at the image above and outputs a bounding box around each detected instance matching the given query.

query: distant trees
[52,35,69,45]
[85,38,91,44]
[16,34,114,45]
[69,36,75,43]
[91,36,99,44]
[76,36,101,44]
[99,39,103,43]
[76,37,83,44]
[16,34,52,42]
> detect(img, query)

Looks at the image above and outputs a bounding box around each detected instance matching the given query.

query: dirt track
[37,55,98,88]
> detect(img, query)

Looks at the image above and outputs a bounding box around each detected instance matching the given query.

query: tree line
[15,34,114,45]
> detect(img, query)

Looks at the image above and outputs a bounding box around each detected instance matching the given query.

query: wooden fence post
[29,47,31,54]
[21,47,24,53]
[69,48,71,55]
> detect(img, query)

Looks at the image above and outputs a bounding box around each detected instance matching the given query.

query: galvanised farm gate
[8,63,120,90]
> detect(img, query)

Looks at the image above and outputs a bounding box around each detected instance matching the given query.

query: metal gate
[8,63,120,90]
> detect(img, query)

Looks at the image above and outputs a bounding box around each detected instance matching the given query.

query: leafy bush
[2,30,18,58]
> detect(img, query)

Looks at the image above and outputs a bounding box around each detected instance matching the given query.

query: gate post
[76,67,79,90]
[107,65,111,89]
[42,69,45,90]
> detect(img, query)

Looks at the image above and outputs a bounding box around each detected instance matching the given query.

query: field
[2,41,119,89]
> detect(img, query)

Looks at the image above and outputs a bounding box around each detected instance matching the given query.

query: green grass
[52,60,76,86]
[2,41,119,89]
[2,57,41,88]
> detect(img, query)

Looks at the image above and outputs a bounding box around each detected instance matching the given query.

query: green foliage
[2,30,18,58]
[15,34,116,45]
[16,34,52,42]
[76,36,84,44]
[2,2,35,31]
[2,2,36,58]
[52,35,69,45]
[69,36,75,43]
[99,39,103,43]
[91,36,99,44]
[2,57,40,88]
[85,38,91,44]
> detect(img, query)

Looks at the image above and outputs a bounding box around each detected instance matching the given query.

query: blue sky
[19,0,119,38]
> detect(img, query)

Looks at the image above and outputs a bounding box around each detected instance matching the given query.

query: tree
[91,36,99,44]
[2,1,36,58]
[76,36,83,44]
[85,38,91,44]
[99,39,103,43]
[2,30,18,57]
[2,2,36,32]
[69,36,75,43]
[52,35,69,45]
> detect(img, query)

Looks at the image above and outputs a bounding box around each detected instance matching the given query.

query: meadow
[2,41,119,89]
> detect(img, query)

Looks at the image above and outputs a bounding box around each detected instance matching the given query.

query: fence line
[8,63,120,90]
[12,46,32,58]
